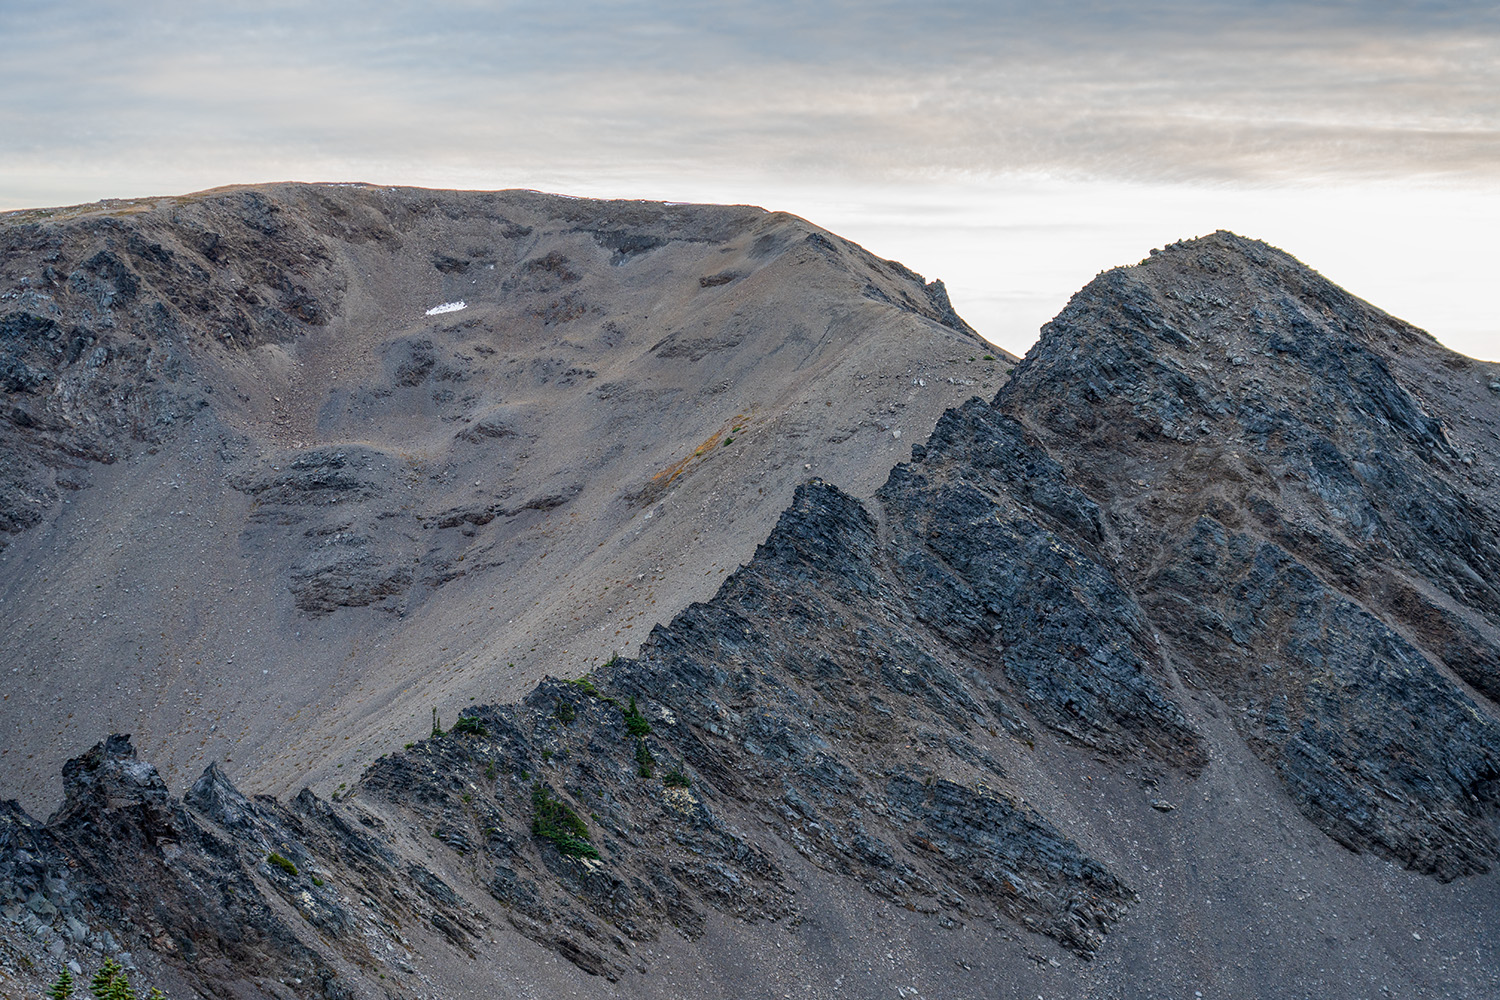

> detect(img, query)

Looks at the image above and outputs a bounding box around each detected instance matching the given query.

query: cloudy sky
[3,1,1497,356]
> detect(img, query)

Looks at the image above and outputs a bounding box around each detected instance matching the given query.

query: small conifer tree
[104,971,134,1000]
[47,969,74,1000]
[89,960,121,1000]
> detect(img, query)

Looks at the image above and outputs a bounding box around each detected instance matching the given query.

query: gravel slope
[0,184,1003,810]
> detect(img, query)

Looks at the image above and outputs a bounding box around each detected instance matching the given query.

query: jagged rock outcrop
[3,737,344,999]
[998,233,1500,879]
[3,231,1498,999]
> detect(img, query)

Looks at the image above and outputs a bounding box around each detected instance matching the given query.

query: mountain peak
[1031,228,1444,372]
[1006,230,1462,457]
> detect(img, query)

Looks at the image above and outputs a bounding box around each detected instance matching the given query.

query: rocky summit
[2,222,1499,1000]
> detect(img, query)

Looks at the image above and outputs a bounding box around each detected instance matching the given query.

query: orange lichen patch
[651,412,752,489]
[655,430,724,488]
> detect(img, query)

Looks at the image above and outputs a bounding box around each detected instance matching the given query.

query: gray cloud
[4,0,1498,200]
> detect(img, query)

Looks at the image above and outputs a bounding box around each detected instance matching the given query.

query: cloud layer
[5,0,1498,193]
[3,2,1497,356]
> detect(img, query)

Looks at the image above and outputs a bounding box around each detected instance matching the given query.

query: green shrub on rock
[452,715,488,737]
[530,783,599,859]
[623,696,652,737]
[266,852,298,877]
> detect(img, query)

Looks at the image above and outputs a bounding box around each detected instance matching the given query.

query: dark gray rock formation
[1000,233,1500,881]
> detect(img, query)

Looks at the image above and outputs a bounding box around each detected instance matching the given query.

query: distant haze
[4,1,1497,357]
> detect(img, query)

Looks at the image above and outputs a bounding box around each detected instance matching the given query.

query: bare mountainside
[1,232,1497,1000]
[0,184,1003,810]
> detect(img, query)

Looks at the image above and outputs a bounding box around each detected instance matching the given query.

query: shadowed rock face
[2,231,1499,1000]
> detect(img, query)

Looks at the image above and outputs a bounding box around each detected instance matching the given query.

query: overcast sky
[3,1,1497,356]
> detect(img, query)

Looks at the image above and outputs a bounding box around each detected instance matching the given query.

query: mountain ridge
[3,226,1497,998]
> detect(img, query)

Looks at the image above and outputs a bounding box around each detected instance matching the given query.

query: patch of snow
[425,301,466,316]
